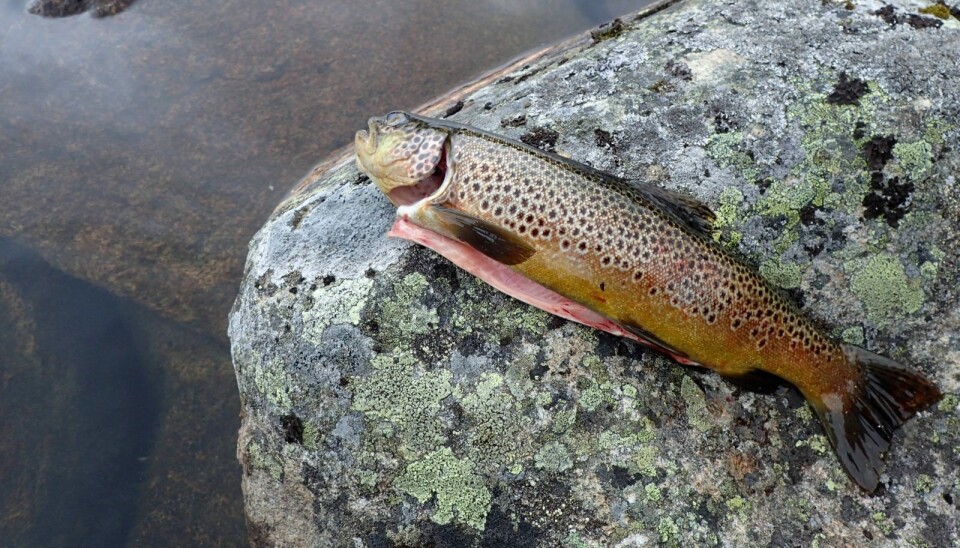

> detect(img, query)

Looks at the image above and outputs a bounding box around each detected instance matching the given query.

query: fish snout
[355,118,381,156]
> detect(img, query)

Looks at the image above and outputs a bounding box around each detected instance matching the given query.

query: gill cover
[355,111,448,199]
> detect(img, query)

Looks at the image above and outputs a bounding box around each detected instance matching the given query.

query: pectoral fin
[429,205,535,266]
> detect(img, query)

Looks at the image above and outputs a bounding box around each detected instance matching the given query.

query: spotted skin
[356,111,941,492]
[441,131,843,394]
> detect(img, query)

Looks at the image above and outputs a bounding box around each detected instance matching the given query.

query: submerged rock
[27,0,134,17]
[229,0,960,545]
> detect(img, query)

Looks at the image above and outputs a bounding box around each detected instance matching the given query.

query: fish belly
[387,216,697,365]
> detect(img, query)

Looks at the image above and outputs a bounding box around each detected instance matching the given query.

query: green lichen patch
[374,272,439,349]
[644,483,662,503]
[892,140,934,181]
[452,274,550,343]
[914,474,935,493]
[460,372,529,467]
[712,186,745,246]
[841,325,865,345]
[247,441,283,481]
[252,357,294,409]
[759,259,804,289]
[632,444,660,477]
[579,384,607,412]
[350,351,452,455]
[846,253,924,322]
[303,276,374,345]
[394,447,492,530]
[706,131,761,183]
[535,441,574,473]
[680,376,712,433]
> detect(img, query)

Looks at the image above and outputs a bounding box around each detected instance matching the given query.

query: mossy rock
[229,0,960,545]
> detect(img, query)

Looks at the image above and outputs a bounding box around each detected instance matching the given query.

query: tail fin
[813,345,941,492]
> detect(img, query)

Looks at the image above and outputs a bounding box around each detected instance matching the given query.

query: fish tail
[812,344,941,492]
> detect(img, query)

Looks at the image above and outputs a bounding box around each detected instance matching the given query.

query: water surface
[0,0,652,544]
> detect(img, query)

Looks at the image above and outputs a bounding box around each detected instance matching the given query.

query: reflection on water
[0,0,651,544]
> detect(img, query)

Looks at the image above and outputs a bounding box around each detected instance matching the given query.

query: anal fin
[619,323,700,366]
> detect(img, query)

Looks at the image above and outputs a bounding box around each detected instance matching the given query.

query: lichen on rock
[229,0,960,545]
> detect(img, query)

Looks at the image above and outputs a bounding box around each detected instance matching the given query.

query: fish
[354,110,942,492]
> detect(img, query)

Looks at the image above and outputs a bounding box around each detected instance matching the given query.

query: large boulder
[229,0,960,545]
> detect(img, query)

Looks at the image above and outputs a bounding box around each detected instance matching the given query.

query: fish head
[355,111,450,206]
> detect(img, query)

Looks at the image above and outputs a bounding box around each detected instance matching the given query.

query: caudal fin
[813,345,941,492]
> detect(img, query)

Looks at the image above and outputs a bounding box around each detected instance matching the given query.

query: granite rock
[229,0,960,545]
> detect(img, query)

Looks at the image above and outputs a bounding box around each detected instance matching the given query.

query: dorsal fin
[631,182,716,234]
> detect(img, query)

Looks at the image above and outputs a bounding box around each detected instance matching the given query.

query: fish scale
[355,110,941,492]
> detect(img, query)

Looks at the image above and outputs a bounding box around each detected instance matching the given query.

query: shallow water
[0,0,651,544]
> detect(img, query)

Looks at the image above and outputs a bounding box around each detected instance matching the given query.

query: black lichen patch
[799,203,825,226]
[826,72,869,105]
[443,100,465,118]
[665,59,693,81]
[290,206,311,230]
[862,135,897,170]
[500,114,527,128]
[606,465,641,489]
[520,127,560,153]
[355,173,371,186]
[423,522,478,547]
[591,18,626,43]
[593,128,618,152]
[482,504,540,547]
[905,12,944,28]
[872,4,945,28]
[853,121,867,140]
[873,4,899,24]
[529,362,550,380]
[713,112,734,134]
[862,175,914,227]
[280,413,304,444]
[322,274,336,286]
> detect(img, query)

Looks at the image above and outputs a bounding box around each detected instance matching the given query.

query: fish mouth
[387,139,451,207]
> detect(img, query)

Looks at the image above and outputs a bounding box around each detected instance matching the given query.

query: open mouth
[388,141,450,207]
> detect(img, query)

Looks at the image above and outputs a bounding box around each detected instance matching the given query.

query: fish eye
[383,111,408,126]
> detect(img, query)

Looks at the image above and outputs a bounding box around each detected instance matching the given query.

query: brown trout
[354,110,941,492]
